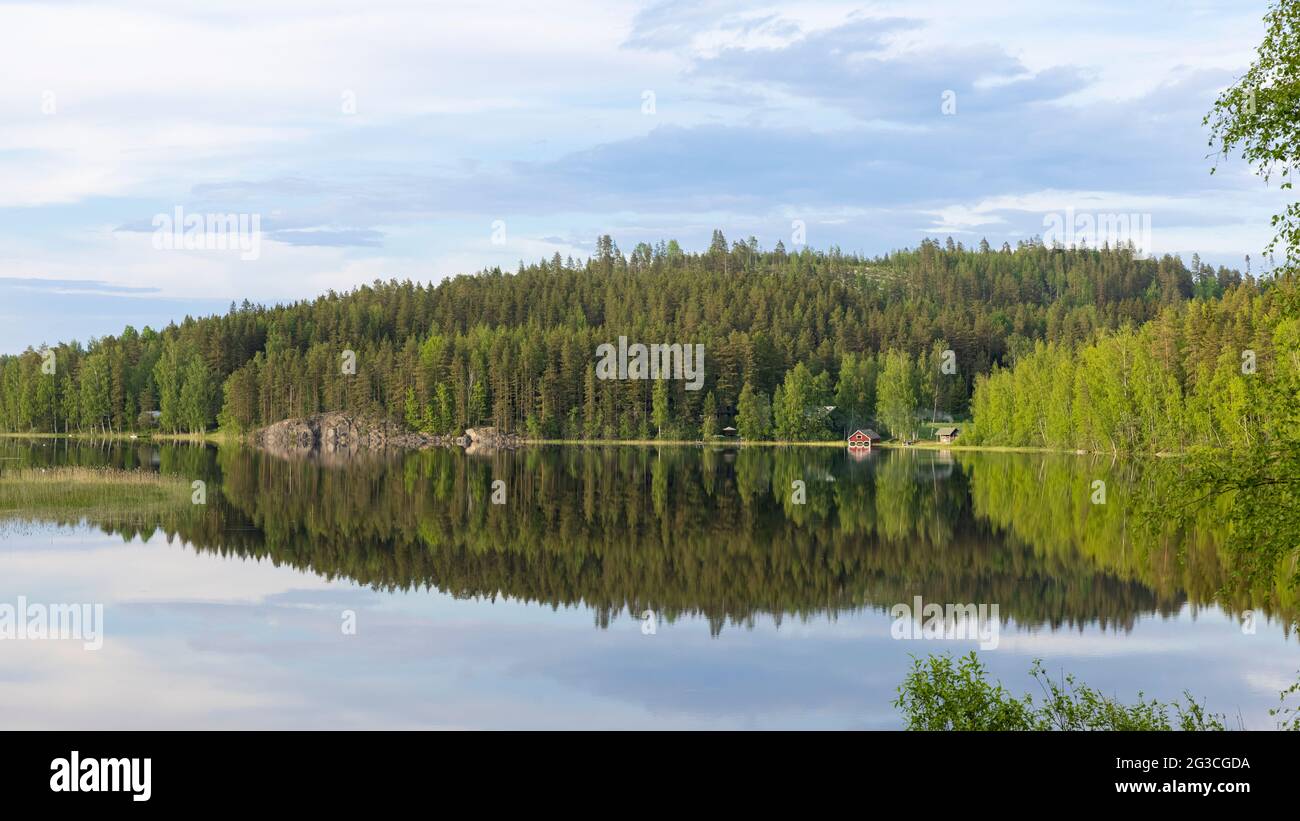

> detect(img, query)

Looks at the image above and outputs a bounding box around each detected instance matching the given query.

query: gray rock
[252,413,522,460]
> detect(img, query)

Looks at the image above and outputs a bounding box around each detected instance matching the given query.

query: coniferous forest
[1,233,1281,449]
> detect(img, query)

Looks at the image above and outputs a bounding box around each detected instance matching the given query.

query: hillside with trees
[965,280,1295,453]
[0,235,1252,442]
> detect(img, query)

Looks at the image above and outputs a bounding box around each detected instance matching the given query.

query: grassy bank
[0,431,234,444]
[0,467,194,524]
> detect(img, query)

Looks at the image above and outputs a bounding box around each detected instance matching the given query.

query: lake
[0,439,1295,729]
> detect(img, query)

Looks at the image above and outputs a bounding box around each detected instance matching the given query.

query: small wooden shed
[847,429,881,449]
[935,426,960,444]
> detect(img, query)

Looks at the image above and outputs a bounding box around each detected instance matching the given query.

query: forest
[965,281,1297,453]
[0,233,1263,445]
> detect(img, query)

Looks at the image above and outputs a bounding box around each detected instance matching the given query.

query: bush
[895,652,1228,731]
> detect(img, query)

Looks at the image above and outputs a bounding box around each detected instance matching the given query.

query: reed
[0,467,192,524]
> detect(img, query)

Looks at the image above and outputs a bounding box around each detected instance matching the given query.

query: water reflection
[0,439,1292,636]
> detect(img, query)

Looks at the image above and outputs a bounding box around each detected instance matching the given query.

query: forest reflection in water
[0,438,1293,639]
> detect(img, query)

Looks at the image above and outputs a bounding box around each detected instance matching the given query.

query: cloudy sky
[5,526,1297,728]
[0,0,1284,352]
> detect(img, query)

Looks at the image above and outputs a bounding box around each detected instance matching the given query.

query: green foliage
[735,381,771,440]
[700,391,717,439]
[876,349,919,439]
[833,351,877,429]
[895,652,1228,731]
[178,355,213,434]
[153,341,183,434]
[773,363,832,440]
[468,375,487,428]
[78,353,112,435]
[967,283,1289,452]
[434,383,454,435]
[1148,289,1300,592]
[919,340,963,424]
[651,379,669,438]
[1027,658,1227,731]
[0,466,193,527]
[1205,0,1300,271]
[1269,672,1300,730]
[894,651,1037,730]
[0,239,1246,440]
[403,387,421,430]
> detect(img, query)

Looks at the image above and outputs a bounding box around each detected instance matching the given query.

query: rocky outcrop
[253,412,458,459]
[464,427,522,449]
[251,414,519,460]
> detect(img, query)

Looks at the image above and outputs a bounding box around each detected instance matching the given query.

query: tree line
[0,235,1247,440]
[965,277,1297,453]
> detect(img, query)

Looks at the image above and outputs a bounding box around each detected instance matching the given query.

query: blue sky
[0,0,1285,353]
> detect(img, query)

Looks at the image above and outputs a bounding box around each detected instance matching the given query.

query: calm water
[0,439,1295,729]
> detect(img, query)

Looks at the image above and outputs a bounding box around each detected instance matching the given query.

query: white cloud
[0,0,1282,349]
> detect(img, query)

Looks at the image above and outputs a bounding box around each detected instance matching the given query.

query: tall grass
[0,467,192,526]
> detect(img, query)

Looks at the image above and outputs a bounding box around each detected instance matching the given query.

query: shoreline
[0,431,1175,457]
[525,439,1154,456]
[0,431,237,443]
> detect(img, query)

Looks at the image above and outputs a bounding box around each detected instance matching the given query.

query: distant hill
[0,234,1254,441]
